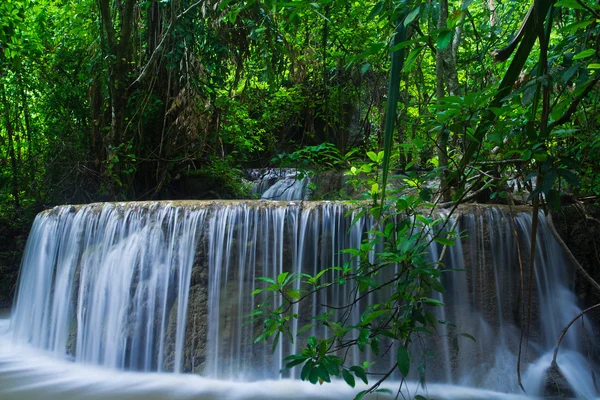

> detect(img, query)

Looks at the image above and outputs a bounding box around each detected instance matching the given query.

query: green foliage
[188,157,253,199]
[1,0,600,391]
[272,142,348,171]
[250,152,463,397]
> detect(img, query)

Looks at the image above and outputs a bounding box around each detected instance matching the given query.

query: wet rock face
[0,216,29,309]
[554,205,600,296]
[164,235,210,373]
[552,205,600,330]
[543,364,576,398]
[181,285,209,373]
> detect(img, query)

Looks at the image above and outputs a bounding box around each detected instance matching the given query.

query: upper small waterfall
[8,201,598,397]
[248,169,311,200]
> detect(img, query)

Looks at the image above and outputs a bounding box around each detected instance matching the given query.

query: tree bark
[1,83,20,209]
[436,0,459,202]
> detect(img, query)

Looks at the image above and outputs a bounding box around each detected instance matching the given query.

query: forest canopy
[1,0,600,215]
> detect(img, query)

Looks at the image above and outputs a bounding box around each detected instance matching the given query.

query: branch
[546,76,599,133]
[551,303,600,366]
[439,177,494,208]
[491,3,534,62]
[129,0,204,91]
[98,0,116,49]
[473,159,525,166]
[547,213,600,294]
[574,0,600,19]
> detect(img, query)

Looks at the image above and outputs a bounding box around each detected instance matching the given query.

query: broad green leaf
[342,369,355,387]
[397,346,410,376]
[555,0,585,9]
[437,30,452,50]
[404,6,420,27]
[561,19,593,34]
[371,336,380,356]
[354,390,368,400]
[360,63,371,75]
[277,272,289,286]
[357,329,370,351]
[422,297,445,306]
[573,49,595,60]
[284,356,306,370]
[350,366,368,384]
[434,237,454,246]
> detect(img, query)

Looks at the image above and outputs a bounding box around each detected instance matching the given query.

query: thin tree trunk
[436,0,452,202]
[1,83,20,209]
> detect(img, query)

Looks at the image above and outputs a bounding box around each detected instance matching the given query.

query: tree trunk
[1,83,20,209]
[435,0,465,202]
[97,0,137,193]
[436,0,452,202]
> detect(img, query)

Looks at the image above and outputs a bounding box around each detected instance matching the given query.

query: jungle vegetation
[2,0,600,394]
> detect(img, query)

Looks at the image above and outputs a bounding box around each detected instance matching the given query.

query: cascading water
[248,169,311,200]
[1,200,598,399]
[11,202,207,372]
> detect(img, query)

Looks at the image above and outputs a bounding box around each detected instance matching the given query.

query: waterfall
[248,169,311,200]
[7,201,598,397]
[11,202,207,372]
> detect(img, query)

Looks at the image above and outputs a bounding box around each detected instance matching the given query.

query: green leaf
[461,0,474,10]
[555,0,585,9]
[342,369,356,388]
[459,332,477,342]
[402,45,425,72]
[422,297,445,306]
[350,366,368,384]
[278,272,289,286]
[367,1,384,20]
[301,360,313,381]
[357,329,370,351]
[561,19,593,34]
[419,187,432,201]
[397,346,410,376]
[437,29,452,50]
[356,275,379,289]
[434,237,454,246]
[361,309,388,325]
[558,168,580,187]
[354,390,368,400]
[371,336,380,356]
[573,49,595,60]
[316,364,331,383]
[284,357,306,370]
[404,6,420,27]
[360,63,371,75]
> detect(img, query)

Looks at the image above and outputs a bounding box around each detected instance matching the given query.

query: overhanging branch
[128,0,204,91]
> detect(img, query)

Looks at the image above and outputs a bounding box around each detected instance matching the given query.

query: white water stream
[2,201,599,399]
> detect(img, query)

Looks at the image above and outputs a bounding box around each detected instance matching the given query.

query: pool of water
[0,317,556,400]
